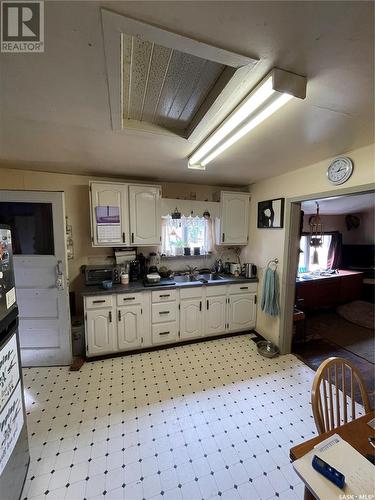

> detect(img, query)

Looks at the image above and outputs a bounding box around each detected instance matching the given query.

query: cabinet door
[180,298,202,340]
[205,295,227,335]
[86,309,116,356]
[129,185,161,245]
[221,192,249,244]
[228,293,256,332]
[90,182,129,246]
[117,305,142,351]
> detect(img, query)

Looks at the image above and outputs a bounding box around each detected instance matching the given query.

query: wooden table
[290,410,375,499]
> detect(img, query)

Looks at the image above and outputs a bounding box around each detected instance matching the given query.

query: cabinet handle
[199,301,202,311]
[159,331,170,336]
[123,297,135,301]
[122,232,125,243]
[222,232,225,242]
[93,299,106,304]
[160,294,170,298]
[240,287,248,290]
[206,299,209,310]
[159,311,169,315]
[109,311,112,323]
[131,232,134,243]
[118,310,121,321]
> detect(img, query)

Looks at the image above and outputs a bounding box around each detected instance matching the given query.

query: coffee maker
[129,260,140,281]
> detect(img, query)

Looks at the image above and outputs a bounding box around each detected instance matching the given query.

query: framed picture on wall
[257,198,285,229]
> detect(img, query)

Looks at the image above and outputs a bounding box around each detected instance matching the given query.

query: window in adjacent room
[298,234,332,273]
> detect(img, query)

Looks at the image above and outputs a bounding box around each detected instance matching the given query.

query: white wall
[241,143,375,346]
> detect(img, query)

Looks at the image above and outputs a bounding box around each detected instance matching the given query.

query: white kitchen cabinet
[216,191,250,245]
[90,181,129,246]
[205,295,227,335]
[180,298,203,340]
[228,293,256,332]
[86,308,116,356]
[129,185,161,245]
[84,282,257,357]
[117,304,143,351]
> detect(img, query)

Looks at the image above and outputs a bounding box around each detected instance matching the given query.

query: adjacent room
[292,192,375,406]
[0,2,374,500]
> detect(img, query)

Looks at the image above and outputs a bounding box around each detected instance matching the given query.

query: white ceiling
[0,1,374,185]
[302,192,375,215]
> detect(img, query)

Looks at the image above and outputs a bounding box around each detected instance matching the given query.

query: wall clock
[327,157,353,185]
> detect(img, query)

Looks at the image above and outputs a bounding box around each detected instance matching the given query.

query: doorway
[280,188,375,404]
[0,191,72,366]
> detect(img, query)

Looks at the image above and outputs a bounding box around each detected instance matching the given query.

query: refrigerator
[0,225,30,500]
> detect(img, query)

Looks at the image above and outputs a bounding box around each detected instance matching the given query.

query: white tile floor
[21,334,324,500]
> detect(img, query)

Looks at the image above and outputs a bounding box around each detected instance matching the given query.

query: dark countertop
[81,276,258,296]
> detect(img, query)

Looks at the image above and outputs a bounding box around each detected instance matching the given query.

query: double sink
[174,273,227,284]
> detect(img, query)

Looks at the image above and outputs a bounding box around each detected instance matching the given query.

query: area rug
[337,300,374,330]
[305,310,375,364]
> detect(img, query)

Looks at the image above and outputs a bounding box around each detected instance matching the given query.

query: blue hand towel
[261,267,280,316]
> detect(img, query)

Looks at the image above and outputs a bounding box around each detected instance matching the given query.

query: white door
[228,293,256,332]
[221,192,249,244]
[0,191,72,366]
[129,185,161,245]
[86,309,115,356]
[117,305,142,350]
[90,182,129,246]
[180,298,202,340]
[206,295,227,335]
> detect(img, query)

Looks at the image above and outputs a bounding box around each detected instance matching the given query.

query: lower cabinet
[228,293,256,331]
[86,308,116,356]
[205,295,227,335]
[84,282,257,357]
[117,305,143,351]
[180,298,203,340]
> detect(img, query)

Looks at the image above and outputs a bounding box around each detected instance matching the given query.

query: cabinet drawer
[85,295,113,309]
[206,285,227,297]
[228,283,257,294]
[152,289,177,303]
[152,302,177,323]
[152,322,178,344]
[180,287,203,299]
[116,293,142,306]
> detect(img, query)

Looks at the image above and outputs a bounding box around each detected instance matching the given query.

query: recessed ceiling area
[302,192,375,215]
[122,35,225,135]
[102,8,258,139]
[0,1,373,185]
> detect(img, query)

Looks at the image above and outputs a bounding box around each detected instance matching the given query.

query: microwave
[84,265,120,285]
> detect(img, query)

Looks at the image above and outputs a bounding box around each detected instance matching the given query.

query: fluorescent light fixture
[188,68,306,169]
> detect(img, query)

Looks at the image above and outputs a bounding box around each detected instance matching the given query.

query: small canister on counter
[121,271,129,285]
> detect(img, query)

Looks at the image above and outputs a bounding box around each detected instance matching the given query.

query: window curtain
[160,215,216,256]
[161,216,170,255]
[204,217,216,254]
[327,231,342,269]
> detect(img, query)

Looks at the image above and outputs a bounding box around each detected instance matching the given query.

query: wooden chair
[311,357,371,434]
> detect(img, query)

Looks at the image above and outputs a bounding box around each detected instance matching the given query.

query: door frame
[0,190,72,366]
[279,183,375,355]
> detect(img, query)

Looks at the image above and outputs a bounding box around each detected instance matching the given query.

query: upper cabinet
[129,185,161,245]
[89,181,161,247]
[216,191,250,245]
[90,182,129,246]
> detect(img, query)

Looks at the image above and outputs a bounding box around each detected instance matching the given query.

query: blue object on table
[102,280,113,289]
[261,267,280,316]
[312,455,345,489]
